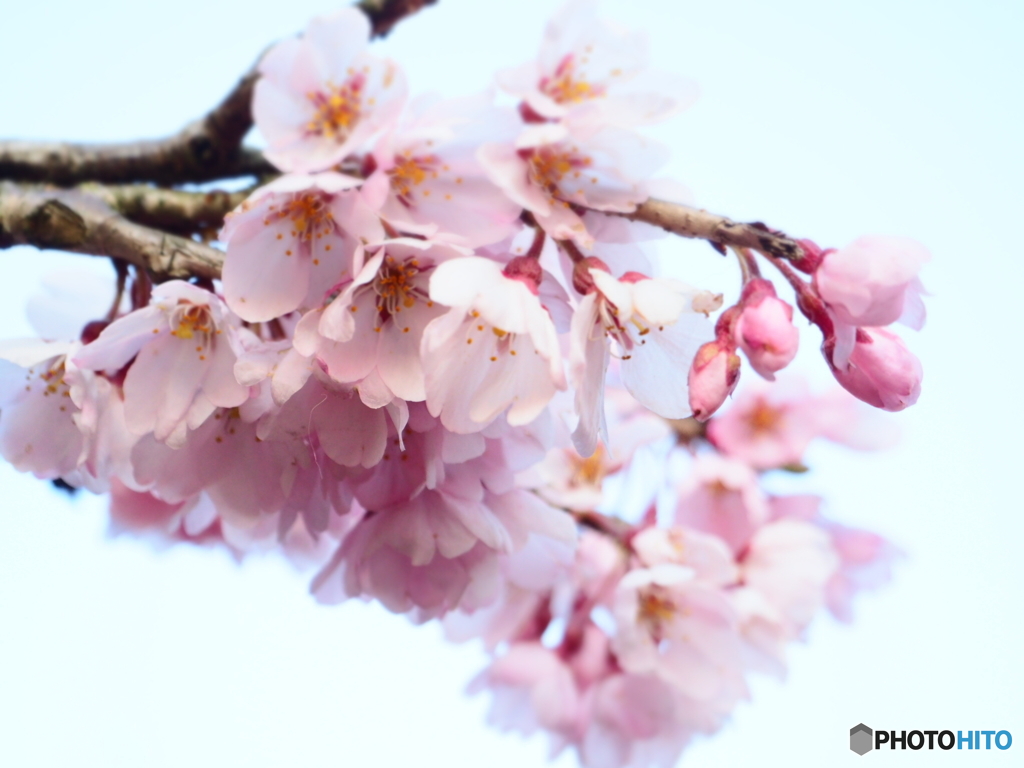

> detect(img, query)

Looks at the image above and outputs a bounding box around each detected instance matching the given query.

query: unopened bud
[688,340,742,422]
[735,280,799,380]
[830,327,922,411]
[503,255,544,294]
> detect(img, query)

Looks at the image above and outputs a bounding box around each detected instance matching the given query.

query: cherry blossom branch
[0,68,272,187]
[0,0,437,188]
[78,183,248,236]
[619,198,806,262]
[0,182,223,281]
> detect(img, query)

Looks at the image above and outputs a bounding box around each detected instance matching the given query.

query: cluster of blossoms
[0,2,925,765]
[450,382,899,767]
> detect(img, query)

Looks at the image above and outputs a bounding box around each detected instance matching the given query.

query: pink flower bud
[830,327,922,411]
[814,236,930,329]
[571,256,612,295]
[734,280,799,380]
[688,340,741,422]
[502,255,544,293]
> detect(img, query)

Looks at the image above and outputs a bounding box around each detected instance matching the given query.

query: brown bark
[0,182,224,281]
[620,198,805,261]
[78,184,248,237]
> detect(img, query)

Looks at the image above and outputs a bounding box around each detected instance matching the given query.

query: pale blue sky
[0,1,1021,765]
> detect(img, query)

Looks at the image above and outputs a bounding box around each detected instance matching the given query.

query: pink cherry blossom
[221,172,383,322]
[64,358,138,492]
[108,481,224,544]
[479,120,667,248]
[253,9,407,173]
[422,256,567,433]
[570,264,717,455]
[74,282,249,448]
[360,94,523,247]
[814,235,930,329]
[296,237,467,402]
[0,340,85,479]
[128,405,296,527]
[472,641,583,741]
[630,527,738,587]
[731,587,790,678]
[498,0,698,127]
[830,327,922,411]
[822,523,901,623]
[580,674,690,768]
[258,373,395,469]
[706,379,821,469]
[529,388,670,512]
[611,564,742,700]
[742,519,839,635]
[708,379,900,468]
[674,455,767,554]
[313,484,574,619]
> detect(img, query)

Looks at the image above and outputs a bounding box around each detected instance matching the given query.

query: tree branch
[0,71,273,187]
[0,182,224,281]
[0,0,437,188]
[78,184,248,236]
[620,198,805,261]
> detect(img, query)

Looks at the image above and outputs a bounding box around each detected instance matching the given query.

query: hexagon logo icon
[850,723,873,755]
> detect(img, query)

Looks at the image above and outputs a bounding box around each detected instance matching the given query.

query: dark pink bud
[688,340,742,422]
[735,280,799,380]
[503,255,544,294]
[571,256,612,295]
[830,327,922,411]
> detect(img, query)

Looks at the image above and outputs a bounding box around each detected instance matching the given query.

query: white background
[1,1,1021,765]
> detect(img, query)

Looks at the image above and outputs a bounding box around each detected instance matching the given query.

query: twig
[0,182,223,281]
[619,198,806,261]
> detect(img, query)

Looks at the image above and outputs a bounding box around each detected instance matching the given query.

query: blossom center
[170,303,215,349]
[371,255,429,323]
[570,444,607,488]
[638,589,676,631]
[596,294,637,356]
[540,54,605,105]
[388,152,441,205]
[524,145,593,205]
[28,360,72,400]
[745,399,783,434]
[305,74,365,142]
[270,193,335,242]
